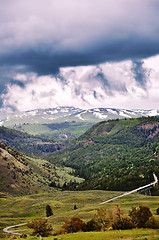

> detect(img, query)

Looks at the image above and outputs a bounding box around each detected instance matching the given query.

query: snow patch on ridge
[93,112,108,119]
[119,111,131,118]
[148,109,158,116]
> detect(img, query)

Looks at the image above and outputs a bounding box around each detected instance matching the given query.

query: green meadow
[0,190,159,239]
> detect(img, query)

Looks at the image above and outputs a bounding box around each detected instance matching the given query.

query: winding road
[3,222,27,235]
[99,173,158,204]
[3,173,158,235]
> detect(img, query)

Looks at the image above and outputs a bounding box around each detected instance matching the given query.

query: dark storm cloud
[131,60,148,88]
[0,0,159,109]
[0,0,159,76]
[10,80,25,88]
[0,65,29,95]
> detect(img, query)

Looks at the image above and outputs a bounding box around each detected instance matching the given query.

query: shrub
[112,216,134,230]
[27,218,53,237]
[85,219,101,232]
[62,217,86,233]
[129,206,152,228]
[145,216,159,229]
[157,208,159,215]
[94,208,113,230]
[54,229,66,236]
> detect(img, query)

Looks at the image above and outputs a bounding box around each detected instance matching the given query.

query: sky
[0,0,159,112]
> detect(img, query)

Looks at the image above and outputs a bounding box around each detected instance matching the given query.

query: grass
[7,122,93,140]
[0,190,159,239]
[1,229,159,240]
[45,229,159,240]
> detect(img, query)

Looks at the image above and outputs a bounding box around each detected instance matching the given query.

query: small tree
[145,216,159,229]
[46,204,53,218]
[74,204,77,210]
[86,219,101,232]
[129,206,152,228]
[62,217,86,233]
[27,218,53,237]
[113,205,124,220]
[94,207,113,230]
[112,216,134,230]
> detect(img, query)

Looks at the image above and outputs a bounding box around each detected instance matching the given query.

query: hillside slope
[0,126,64,156]
[46,117,159,191]
[0,142,83,196]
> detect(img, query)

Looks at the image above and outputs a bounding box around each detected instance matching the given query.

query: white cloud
[2,56,159,111]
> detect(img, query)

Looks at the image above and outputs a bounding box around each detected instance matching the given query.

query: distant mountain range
[0,107,158,139]
[0,107,159,125]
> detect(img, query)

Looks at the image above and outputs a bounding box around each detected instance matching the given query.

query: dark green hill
[0,126,64,156]
[46,117,159,191]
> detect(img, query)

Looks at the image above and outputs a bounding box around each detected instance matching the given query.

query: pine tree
[46,204,53,218]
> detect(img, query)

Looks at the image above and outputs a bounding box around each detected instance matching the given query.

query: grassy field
[0,190,159,239]
[11,122,93,140]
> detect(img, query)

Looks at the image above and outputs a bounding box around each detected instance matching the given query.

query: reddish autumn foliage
[113,205,124,220]
[62,216,86,233]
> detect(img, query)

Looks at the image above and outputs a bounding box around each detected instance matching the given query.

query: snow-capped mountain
[0,107,158,127]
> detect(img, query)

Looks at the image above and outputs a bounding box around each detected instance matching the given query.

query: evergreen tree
[46,204,53,218]
[74,204,77,210]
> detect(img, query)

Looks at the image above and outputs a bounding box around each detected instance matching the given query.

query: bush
[157,208,159,215]
[112,216,134,230]
[85,219,101,232]
[129,206,152,228]
[62,217,86,233]
[54,229,66,236]
[145,216,159,229]
[94,208,113,230]
[27,218,53,237]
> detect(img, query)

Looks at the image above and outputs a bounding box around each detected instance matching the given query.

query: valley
[0,113,159,239]
[0,190,159,239]
[1,0,159,238]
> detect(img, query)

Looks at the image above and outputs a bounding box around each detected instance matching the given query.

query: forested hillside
[0,126,64,155]
[46,117,159,192]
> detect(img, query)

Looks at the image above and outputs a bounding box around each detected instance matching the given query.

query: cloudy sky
[0,0,159,112]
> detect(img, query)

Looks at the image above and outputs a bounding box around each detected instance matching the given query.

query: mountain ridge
[0,107,158,125]
[0,107,158,140]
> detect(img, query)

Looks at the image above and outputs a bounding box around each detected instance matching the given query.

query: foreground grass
[0,190,159,238]
[44,229,159,240]
[1,229,159,240]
